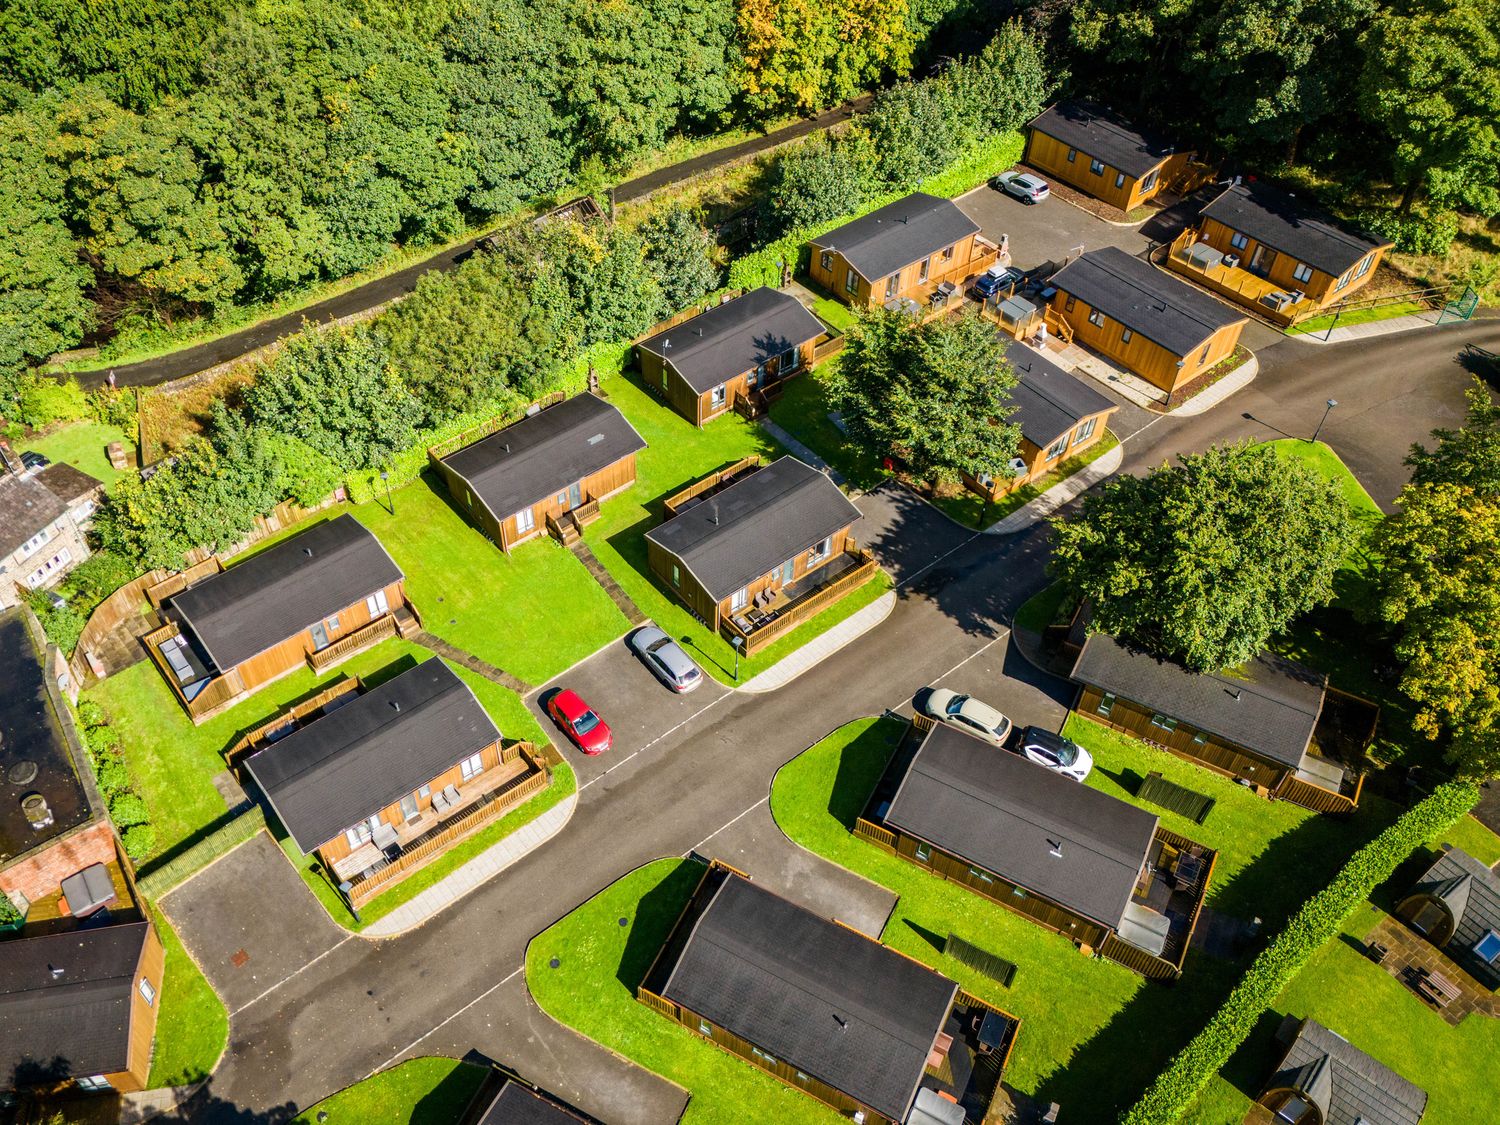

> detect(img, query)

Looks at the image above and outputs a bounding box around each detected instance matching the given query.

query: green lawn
[585,368,892,685]
[147,906,229,1088]
[766,357,888,491]
[527,857,845,1125]
[1286,300,1428,336]
[15,420,131,485]
[1012,581,1071,634]
[292,1057,488,1125]
[90,637,549,862]
[770,717,1402,1120]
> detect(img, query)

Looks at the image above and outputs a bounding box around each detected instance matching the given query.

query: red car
[546,689,612,755]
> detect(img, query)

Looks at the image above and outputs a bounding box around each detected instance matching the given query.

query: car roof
[958,696,1007,729]
[554,689,590,716]
[1021,726,1070,750]
[653,639,697,676]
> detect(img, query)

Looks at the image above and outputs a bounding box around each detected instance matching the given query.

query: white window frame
[710,383,727,410]
[1074,417,1098,443]
[918,256,931,283]
[1046,435,1070,460]
[671,564,681,587]
[1229,231,1249,251]
[515,507,536,534]
[1140,168,1158,192]
[940,244,954,262]
[1353,254,1373,280]
[885,274,899,300]
[139,977,156,1006]
[76,1076,113,1091]
[808,537,831,565]
[18,528,49,558]
[460,752,484,781]
[1121,327,1133,344]
[1088,309,1105,328]
[779,346,800,375]
[731,587,749,612]
[366,589,389,617]
[1066,148,1077,163]
[1291,261,1314,284]
[344,819,375,849]
[1115,171,1126,189]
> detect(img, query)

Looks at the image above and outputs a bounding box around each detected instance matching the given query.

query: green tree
[1050,443,1357,672]
[952,21,1052,139]
[830,307,1020,486]
[767,133,873,234]
[1377,481,1500,778]
[640,206,723,313]
[544,223,666,347]
[1360,0,1500,214]
[737,0,916,114]
[864,79,963,191]
[1406,378,1500,494]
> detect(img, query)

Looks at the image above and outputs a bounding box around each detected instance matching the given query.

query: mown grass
[291,1057,488,1125]
[1286,299,1429,336]
[14,420,132,485]
[147,905,229,1088]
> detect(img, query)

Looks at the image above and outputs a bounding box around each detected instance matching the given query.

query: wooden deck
[724,547,879,656]
[1164,230,1305,325]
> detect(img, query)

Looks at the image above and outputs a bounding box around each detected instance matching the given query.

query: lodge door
[569,481,583,509]
[1249,244,1276,277]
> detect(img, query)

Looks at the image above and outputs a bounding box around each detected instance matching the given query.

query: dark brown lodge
[1024,102,1194,212]
[1070,632,1367,814]
[636,288,827,426]
[435,393,645,551]
[462,1066,603,1125]
[859,719,1216,980]
[639,861,1016,1125]
[1395,844,1500,991]
[1256,1016,1427,1125]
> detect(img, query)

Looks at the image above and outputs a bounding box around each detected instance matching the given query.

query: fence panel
[137,808,266,899]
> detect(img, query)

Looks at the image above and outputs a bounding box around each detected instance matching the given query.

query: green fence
[944,932,1018,988]
[1137,771,1216,825]
[137,807,266,900]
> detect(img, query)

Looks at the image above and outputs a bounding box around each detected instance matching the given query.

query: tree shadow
[1094,764,1144,796]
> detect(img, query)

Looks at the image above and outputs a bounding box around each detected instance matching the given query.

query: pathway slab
[986,444,1124,534]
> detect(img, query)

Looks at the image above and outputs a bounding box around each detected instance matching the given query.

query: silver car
[992,170,1050,204]
[921,688,1013,746]
[629,626,704,693]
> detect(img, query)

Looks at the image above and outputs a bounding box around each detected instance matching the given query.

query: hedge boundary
[1122,780,1480,1124]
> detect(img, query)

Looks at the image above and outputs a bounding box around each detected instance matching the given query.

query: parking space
[955,183,1150,273]
[895,631,1074,741]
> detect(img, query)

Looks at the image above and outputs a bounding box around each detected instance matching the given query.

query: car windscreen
[945,695,967,716]
[1054,741,1078,766]
[573,710,600,735]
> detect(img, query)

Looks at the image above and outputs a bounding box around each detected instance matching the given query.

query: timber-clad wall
[1023,130,1192,212]
[1194,215,1387,310]
[809,233,983,309]
[642,338,820,428]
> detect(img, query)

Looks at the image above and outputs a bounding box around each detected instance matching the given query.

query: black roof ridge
[1081,248,1229,335]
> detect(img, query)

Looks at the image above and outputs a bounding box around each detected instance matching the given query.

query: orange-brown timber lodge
[636,288,828,427]
[1048,247,1248,406]
[1023,102,1194,212]
[1070,632,1371,814]
[809,192,998,309]
[434,393,645,551]
[243,659,548,903]
[639,860,1017,1124]
[146,515,413,723]
[858,719,1215,980]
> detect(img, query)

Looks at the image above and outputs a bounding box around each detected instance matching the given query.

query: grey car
[628,626,704,693]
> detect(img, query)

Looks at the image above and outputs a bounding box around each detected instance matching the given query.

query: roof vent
[22,792,53,830]
[48,964,64,979]
[1048,839,1064,859]
[7,759,39,786]
[710,503,719,526]
[587,433,605,445]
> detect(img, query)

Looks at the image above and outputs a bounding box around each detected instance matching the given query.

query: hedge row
[136,806,267,900]
[75,698,158,862]
[1122,780,1479,1124]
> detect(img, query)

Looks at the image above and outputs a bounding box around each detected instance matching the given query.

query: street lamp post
[1311,399,1338,443]
[381,469,393,515]
[732,635,744,682]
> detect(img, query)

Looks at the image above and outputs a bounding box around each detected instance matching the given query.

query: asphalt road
[153,319,1500,1124]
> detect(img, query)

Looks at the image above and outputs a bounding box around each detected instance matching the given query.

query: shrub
[767,134,874,234]
[1123,780,1479,1124]
[0,894,21,926]
[60,549,135,607]
[17,373,88,427]
[23,588,86,656]
[75,698,107,727]
[1358,209,1459,257]
[121,823,157,863]
[92,754,130,797]
[108,791,150,829]
[85,722,121,758]
[86,387,137,432]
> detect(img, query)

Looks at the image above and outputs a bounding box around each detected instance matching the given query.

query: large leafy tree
[1050,443,1357,672]
[830,308,1020,486]
[1406,379,1500,494]
[737,0,915,113]
[639,206,723,314]
[767,133,873,234]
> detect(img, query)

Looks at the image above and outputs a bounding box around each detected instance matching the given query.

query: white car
[991,170,1050,204]
[922,688,1013,746]
[1015,725,1094,782]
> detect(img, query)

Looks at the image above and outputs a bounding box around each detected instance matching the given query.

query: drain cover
[7,760,38,786]
[230,949,250,968]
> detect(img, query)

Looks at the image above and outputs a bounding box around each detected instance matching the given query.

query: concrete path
[119,1082,208,1124]
[361,792,578,938]
[986,444,1124,534]
[1288,308,1451,345]
[738,591,897,693]
[759,417,844,485]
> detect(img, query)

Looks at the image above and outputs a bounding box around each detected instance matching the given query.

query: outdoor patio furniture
[371,821,399,856]
[1172,852,1204,890]
[1363,941,1389,964]
[431,789,451,815]
[1041,1104,1060,1124]
[1426,970,1460,1007]
[61,864,116,917]
[977,1009,1009,1054]
[442,784,461,807]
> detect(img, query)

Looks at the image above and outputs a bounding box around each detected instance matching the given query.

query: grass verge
[1012,582,1071,634]
[14,420,132,485]
[1286,300,1430,336]
[925,431,1121,530]
[147,905,229,1088]
[291,1057,487,1125]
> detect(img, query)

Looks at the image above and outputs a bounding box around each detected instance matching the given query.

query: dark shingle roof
[169,515,403,672]
[658,872,957,1120]
[1201,182,1391,277]
[1051,247,1246,357]
[35,463,102,507]
[0,922,149,1083]
[1269,1018,1427,1125]
[1028,102,1184,179]
[883,722,1158,927]
[1003,342,1117,448]
[809,193,980,282]
[1071,633,1326,770]
[472,1080,597,1125]
[245,659,499,853]
[0,472,67,560]
[637,288,827,394]
[1408,847,1500,989]
[646,456,861,602]
[442,395,646,523]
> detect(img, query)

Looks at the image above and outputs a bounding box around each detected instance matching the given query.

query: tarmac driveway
[161,831,347,1016]
[955,182,1151,273]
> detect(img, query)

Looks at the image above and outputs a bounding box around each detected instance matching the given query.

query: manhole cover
[7,760,38,786]
[549,957,561,969]
[230,949,250,968]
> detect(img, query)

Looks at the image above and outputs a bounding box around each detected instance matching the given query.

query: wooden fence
[426,392,567,463]
[811,333,845,362]
[724,549,878,656]
[144,558,224,609]
[136,808,267,900]
[852,817,897,851]
[662,456,762,517]
[1271,771,1363,815]
[224,678,363,772]
[631,290,748,345]
[70,565,175,684]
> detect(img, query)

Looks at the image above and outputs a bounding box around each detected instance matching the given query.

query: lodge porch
[723,545,879,656]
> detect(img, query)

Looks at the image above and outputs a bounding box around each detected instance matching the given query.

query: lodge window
[941,244,954,261]
[978,472,994,488]
[1046,435,1070,460]
[1292,262,1313,284]
[780,347,800,374]
[1115,172,1126,189]
[515,507,536,534]
[418,784,431,799]
[18,528,48,558]
[845,269,859,296]
[1012,886,1027,899]
[1097,692,1116,717]
[1150,713,1178,733]
[345,819,375,848]
[460,752,484,780]
[326,614,340,633]
[1064,294,1076,313]
[1121,327,1133,344]
[1229,231,1248,251]
[1140,169,1158,191]
[968,867,994,884]
[885,274,899,300]
[400,793,420,821]
[1199,344,1211,365]
[1353,254,1373,280]
[1067,148,1077,162]
[915,842,931,862]
[710,384,726,409]
[139,977,156,1006]
[1074,417,1097,443]
[918,257,930,283]
[671,564,680,587]
[1088,309,1105,328]
[820,249,833,272]
[796,1071,810,1082]
[699,1019,712,1035]
[808,537,831,564]
[1192,731,1209,745]
[1090,158,1105,176]
[752,1046,778,1065]
[731,587,749,611]
[76,1076,112,1091]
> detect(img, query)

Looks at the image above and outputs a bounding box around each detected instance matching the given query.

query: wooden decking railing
[662,456,762,517]
[1271,771,1363,815]
[1165,230,1297,322]
[722,548,878,656]
[144,558,224,609]
[811,333,845,362]
[308,614,397,674]
[853,817,897,851]
[142,622,246,721]
[224,677,363,772]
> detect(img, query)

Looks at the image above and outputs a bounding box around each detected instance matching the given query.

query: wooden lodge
[1395,844,1500,992]
[1024,102,1196,212]
[646,456,875,656]
[639,860,1018,1125]
[243,659,548,909]
[962,343,1118,503]
[857,718,1216,980]
[1048,247,1248,405]
[1070,631,1372,814]
[461,1065,605,1125]
[1168,181,1393,325]
[144,515,417,724]
[1256,1016,1427,1125]
[636,288,828,426]
[433,393,646,551]
[808,192,999,311]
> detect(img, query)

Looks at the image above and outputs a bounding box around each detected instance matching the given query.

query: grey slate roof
[646,456,862,602]
[36,463,103,507]
[1051,246,1246,358]
[658,871,957,1121]
[882,722,1158,928]
[809,192,980,282]
[473,1080,597,1125]
[169,514,403,673]
[1003,341,1117,448]
[245,659,500,853]
[1201,181,1391,277]
[0,470,67,560]
[0,922,150,1083]
[637,288,827,394]
[1028,102,1184,178]
[1269,1018,1427,1125]
[1407,846,1500,989]
[1071,632,1326,771]
[442,395,646,522]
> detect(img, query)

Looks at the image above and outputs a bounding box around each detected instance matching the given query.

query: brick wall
[0,819,115,904]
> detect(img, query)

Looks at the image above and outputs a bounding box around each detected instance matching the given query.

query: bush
[108,791,150,829]
[17,373,88,427]
[75,698,107,727]
[86,388,137,432]
[0,894,21,926]
[121,823,157,863]
[23,588,86,656]
[85,722,121,758]
[92,754,130,797]
[767,134,874,234]
[60,549,135,607]
[1123,780,1479,1124]
[1358,209,1459,256]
